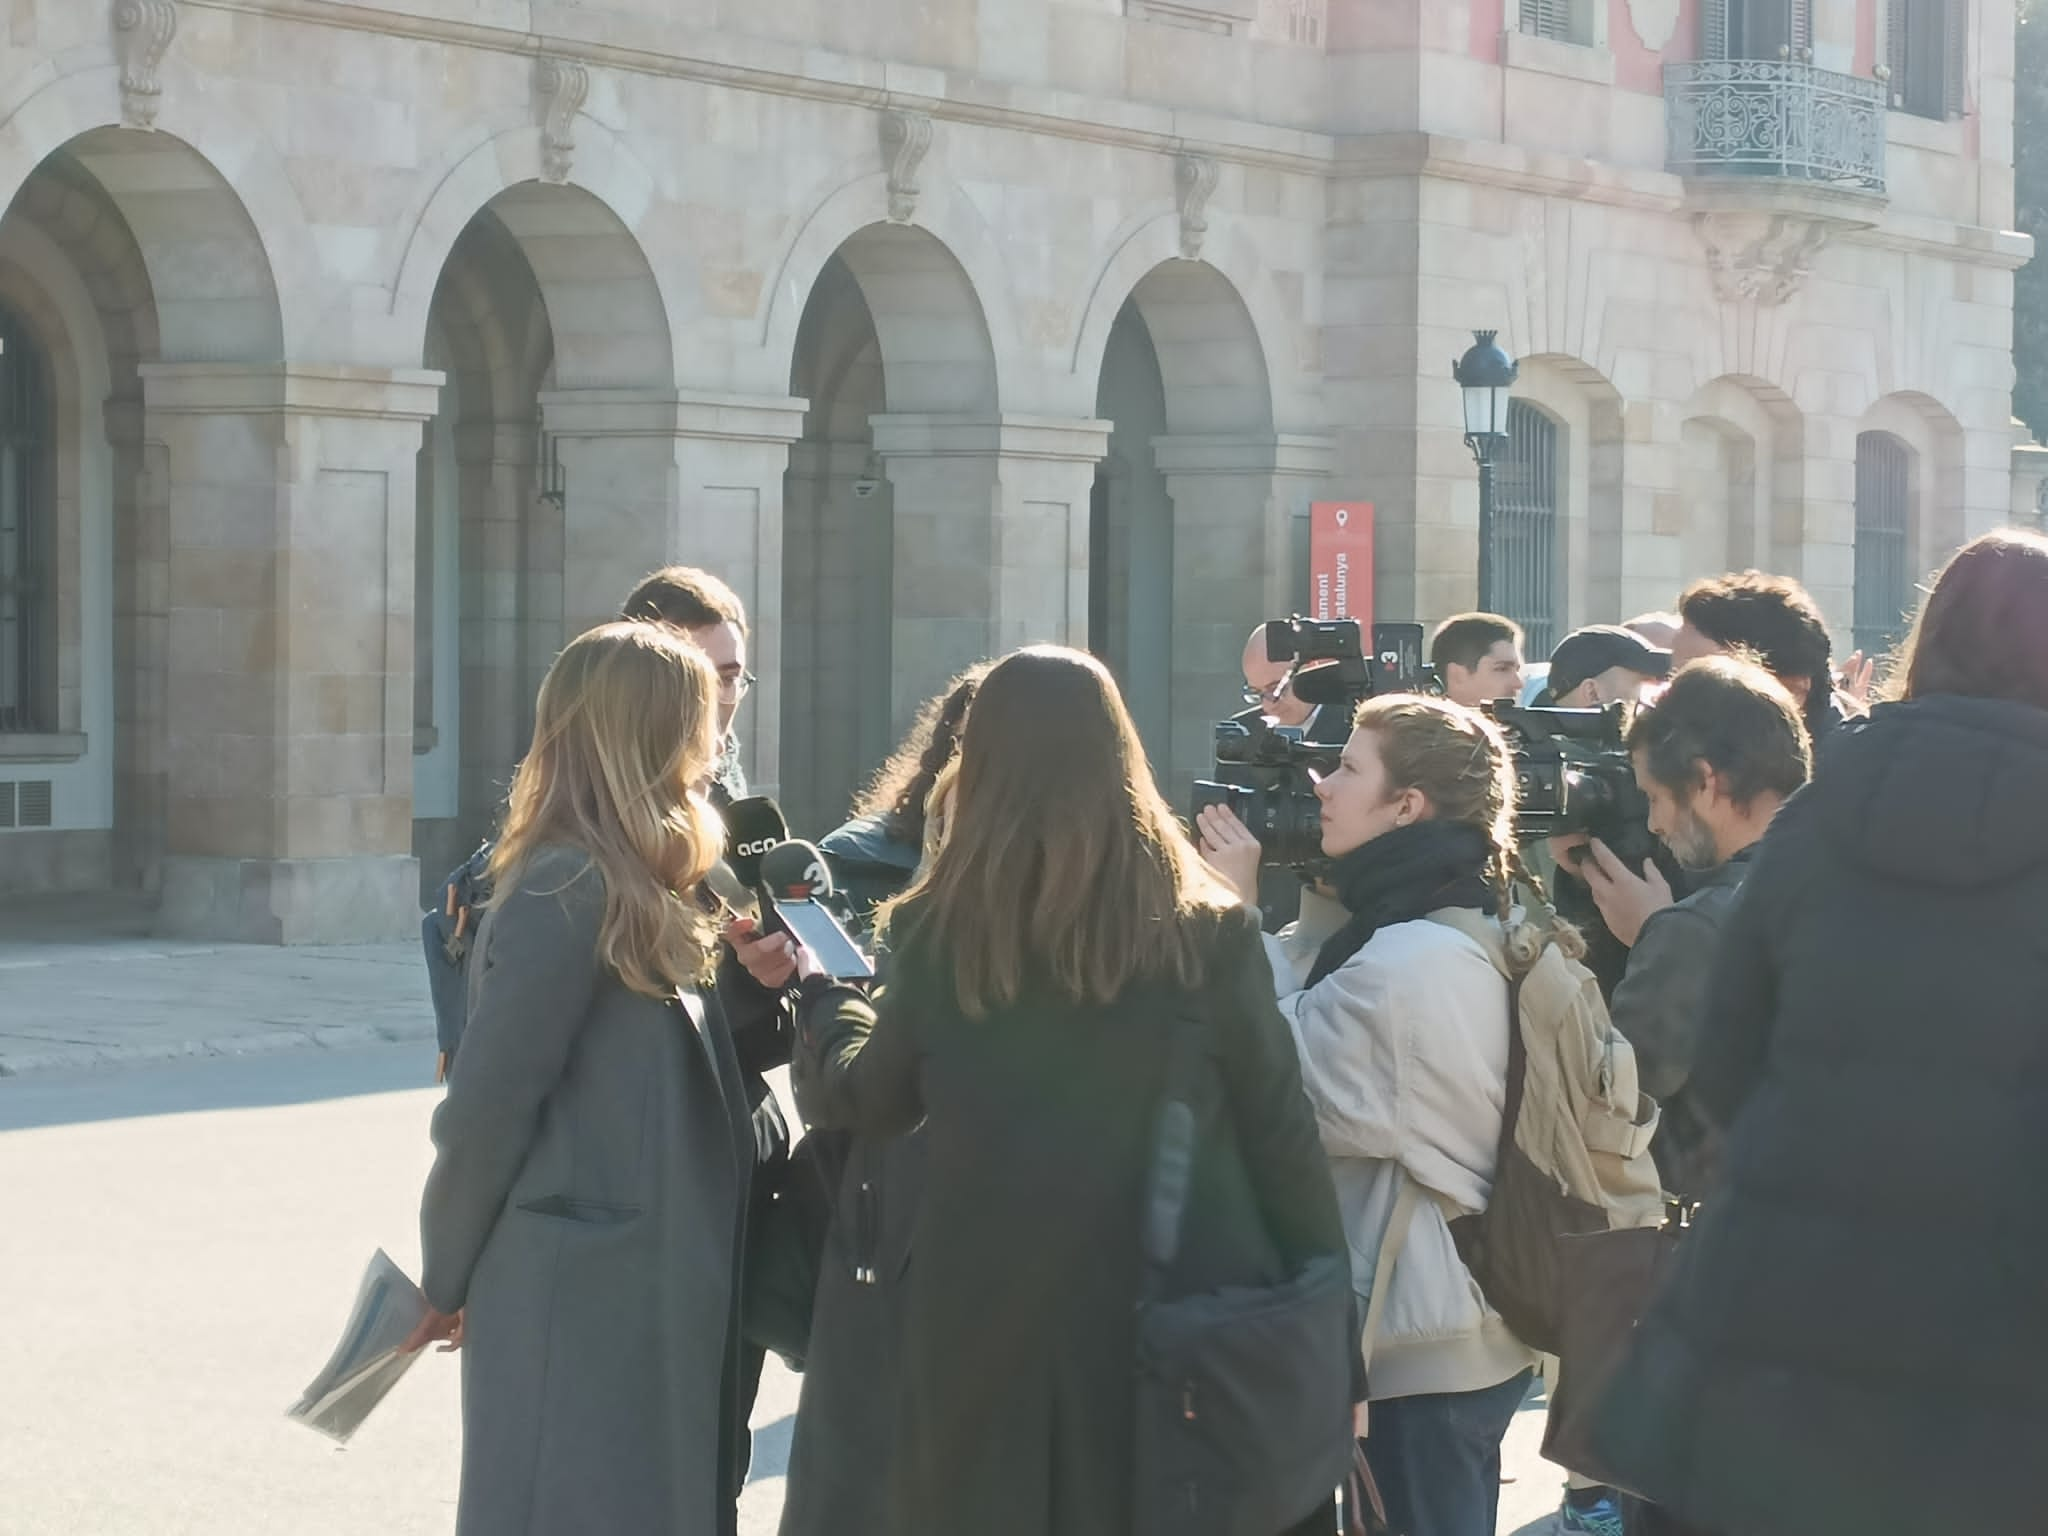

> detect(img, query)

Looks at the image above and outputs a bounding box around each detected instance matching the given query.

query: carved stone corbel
[113,0,179,131]
[536,57,590,184]
[879,110,933,224]
[1693,211,1835,306]
[1175,153,1219,261]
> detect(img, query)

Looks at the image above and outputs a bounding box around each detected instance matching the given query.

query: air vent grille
[19,779,52,827]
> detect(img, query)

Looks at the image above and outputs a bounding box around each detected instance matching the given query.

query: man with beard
[1558,655,1812,1198]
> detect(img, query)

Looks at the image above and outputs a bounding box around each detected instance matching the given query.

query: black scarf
[1306,820,1498,987]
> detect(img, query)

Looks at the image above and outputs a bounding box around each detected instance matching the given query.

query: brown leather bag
[1539,1213,1688,1493]
[1339,1443,1394,1536]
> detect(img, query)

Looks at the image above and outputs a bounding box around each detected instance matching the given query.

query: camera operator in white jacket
[1200,694,1541,1536]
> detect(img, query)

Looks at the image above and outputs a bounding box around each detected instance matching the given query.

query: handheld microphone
[757,840,876,980]
[722,796,789,891]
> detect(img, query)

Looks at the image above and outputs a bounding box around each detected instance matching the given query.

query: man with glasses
[620,566,756,804]
[1240,624,1352,744]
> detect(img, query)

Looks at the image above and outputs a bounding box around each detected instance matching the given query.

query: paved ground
[0,899,1567,1532]
[0,895,435,1075]
[0,1045,802,1536]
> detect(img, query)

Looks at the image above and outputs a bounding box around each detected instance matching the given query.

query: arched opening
[407,181,670,888]
[1091,301,1172,765]
[778,223,999,839]
[0,127,279,905]
[1507,354,1621,642]
[0,300,54,737]
[1496,399,1564,658]
[1854,430,1915,656]
[1087,258,1275,793]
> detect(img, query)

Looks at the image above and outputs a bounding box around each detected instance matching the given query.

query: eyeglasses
[1241,677,1293,707]
[720,671,756,701]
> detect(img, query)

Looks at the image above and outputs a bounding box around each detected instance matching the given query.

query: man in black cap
[1543,624,1673,709]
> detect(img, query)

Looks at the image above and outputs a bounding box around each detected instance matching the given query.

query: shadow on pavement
[0,1044,433,1132]
[747,1412,796,1484]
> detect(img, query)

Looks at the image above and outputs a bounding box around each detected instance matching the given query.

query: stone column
[537,389,808,797]
[141,364,444,943]
[454,419,536,847]
[871,413,1110,733]
[1154,434,1334,796]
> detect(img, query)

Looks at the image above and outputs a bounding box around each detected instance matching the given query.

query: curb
[0,1017,437,1079]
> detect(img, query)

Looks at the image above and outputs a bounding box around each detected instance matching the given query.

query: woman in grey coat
[406,621,758,1536]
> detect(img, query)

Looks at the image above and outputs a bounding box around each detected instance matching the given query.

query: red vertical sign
[1309,502,1373,628]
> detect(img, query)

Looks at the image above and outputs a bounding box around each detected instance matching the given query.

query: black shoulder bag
[1132,1006,1356,1536]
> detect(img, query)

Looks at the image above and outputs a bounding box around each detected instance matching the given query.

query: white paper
[286,1249,432,1444]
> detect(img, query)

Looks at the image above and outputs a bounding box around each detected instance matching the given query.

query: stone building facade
[0,0,2037,938]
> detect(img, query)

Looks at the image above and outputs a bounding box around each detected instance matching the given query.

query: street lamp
[1453,329,1518,613]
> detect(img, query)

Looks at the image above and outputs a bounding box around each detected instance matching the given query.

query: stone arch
[758,169,1020,407]
[1070,212,1298,432]
[775,217,1008,835]
[0,151,171,893]
[409,209,559,880]
[388,125,668,389]
[0,66,307,360]
[1679,373,1807,581]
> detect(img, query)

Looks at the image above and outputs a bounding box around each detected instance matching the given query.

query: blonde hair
[489,622,723,998]
[1352,694,1582,971]
[881,646,1235,1018]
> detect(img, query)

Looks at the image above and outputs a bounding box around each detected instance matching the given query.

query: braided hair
[1351,694,1584,973]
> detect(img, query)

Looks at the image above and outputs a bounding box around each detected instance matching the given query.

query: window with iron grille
[1520,0,1593,46]
[1853,431,1914,657]
[1494,400,1563,660]
[1887,0,1968,119]
[0,305,54,735]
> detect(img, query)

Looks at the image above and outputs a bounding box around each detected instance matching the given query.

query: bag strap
[1138,1003,1210,1306]
[1359,1178,1419,1365]
[1425,911,1533,1201]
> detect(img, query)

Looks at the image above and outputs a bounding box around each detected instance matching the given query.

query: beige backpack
[1425,907,1666,1354]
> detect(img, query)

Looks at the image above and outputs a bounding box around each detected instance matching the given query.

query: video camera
[1484,700,1658,870]
[1190,618,1434,867]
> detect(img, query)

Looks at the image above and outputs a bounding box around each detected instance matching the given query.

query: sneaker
[1559,1488,1625,1536]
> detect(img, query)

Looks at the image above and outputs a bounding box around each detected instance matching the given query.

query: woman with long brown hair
[407,621,759,1536]
[1593,529,2048,1536]
[791,645,1353,1536]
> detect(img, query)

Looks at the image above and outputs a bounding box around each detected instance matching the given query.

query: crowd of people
[400,525,2048,1536]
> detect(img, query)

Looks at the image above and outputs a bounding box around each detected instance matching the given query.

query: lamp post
[1452,330,1518,613]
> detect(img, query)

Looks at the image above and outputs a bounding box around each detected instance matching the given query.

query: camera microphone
[1288,660,1352,707]
[758,840,876,981]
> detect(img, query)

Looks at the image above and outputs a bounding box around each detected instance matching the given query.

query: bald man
[1240,625,1316,730]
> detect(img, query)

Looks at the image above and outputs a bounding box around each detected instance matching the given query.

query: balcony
[1666,61,1886,196]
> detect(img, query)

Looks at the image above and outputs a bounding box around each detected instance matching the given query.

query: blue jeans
[1362,1369,1534,1536]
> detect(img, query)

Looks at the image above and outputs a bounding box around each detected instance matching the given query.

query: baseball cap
[1547,625,1673,699]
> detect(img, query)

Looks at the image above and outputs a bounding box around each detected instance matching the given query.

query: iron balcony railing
[1666,60,1886,194]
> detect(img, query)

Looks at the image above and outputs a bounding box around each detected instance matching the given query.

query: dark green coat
[792,902,1350,1536]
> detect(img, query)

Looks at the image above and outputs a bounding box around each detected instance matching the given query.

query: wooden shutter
[1521,0,1571,42]
[1886,0,1910,107]
[1791,0,1813,59]
[1943,0,1968,117]
[1701,0,1730,59]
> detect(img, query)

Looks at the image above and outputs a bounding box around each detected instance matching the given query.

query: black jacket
[777,819,923,1536]
[791,904,1351,1536]
[1594,694,2048,1536]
